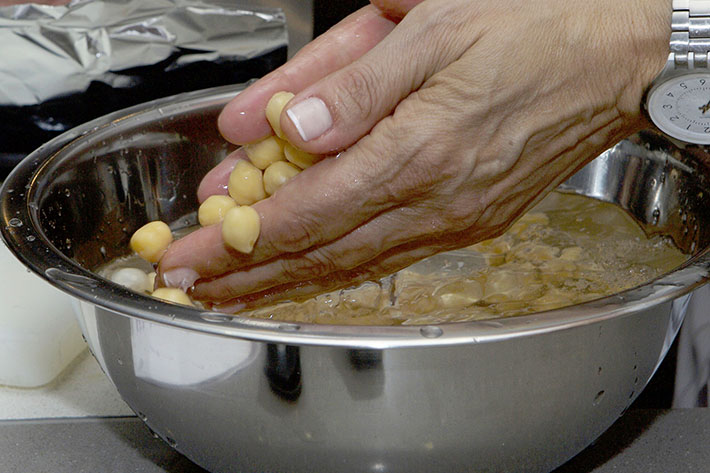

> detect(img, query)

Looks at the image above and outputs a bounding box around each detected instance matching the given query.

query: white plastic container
[0,241,86,387]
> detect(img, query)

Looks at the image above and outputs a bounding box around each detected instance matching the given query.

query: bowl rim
[2,84,709,349]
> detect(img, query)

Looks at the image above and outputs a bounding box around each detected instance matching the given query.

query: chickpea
[110,267,152,293]
[222,205,261,254]
[147,271,157,289]
[130,221,173,263]
[560,246,583,261]
[228,159,266,205]
[531,288,573,312]
[435,280,483,309]
[483,269,541,303]
[198,195,238,226]
[151,287,194,307]
[265,91,294,139]
[284,143,321,169]
[244,136,286,170]
[263,161,300,195]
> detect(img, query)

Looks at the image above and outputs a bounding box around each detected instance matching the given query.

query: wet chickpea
[147,271,157,289]
[435,280,483,309]
[221,205,261,254]
[244,136,286,170]
[130,221,173,263]
[198,195,238,226]
[560,246,583,261]
[263,161,300,195]
[151,287,194,306]
[228,160,266,205]
[284,142,321,169]
[265,91,294,139]
[110,267,152,293]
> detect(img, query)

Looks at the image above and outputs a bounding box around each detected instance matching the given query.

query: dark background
[314,0,370,37]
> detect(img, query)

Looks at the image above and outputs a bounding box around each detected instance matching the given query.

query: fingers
[188,204,468,303]
[162,66,479,294]
[196,148,243,203]
[209,241,447,313]
[160,142,406,280]
[217,5,397,145]
[277,0,476,155]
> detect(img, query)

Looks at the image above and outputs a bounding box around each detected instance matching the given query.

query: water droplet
[8,218,22,228]
[593,390,605,406]
[200,312,231,323]
[166,436,177,448]
[651,208,660,225]
[420,326,443,338]
[26,235,36,242]
[278,323,301,332]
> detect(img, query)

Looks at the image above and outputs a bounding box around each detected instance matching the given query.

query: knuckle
[335,63,380,122]
[280,250,340,281]
[267,211,323,253]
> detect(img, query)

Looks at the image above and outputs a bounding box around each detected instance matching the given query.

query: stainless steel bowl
[2,84,710,472]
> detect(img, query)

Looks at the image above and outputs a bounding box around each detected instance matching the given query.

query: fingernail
[162,267,200,291]
[286,97,333,142]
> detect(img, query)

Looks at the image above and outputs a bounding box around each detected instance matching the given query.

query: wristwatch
[646,0,710,144]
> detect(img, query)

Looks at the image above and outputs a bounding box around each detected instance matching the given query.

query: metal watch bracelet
[671,0,710,68]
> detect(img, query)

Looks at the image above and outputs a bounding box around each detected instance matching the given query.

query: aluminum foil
[0,0,287,106]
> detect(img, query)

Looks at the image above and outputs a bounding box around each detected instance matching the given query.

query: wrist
[617,0,672,117]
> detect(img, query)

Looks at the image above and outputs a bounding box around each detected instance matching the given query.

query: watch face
[647,73,710,144]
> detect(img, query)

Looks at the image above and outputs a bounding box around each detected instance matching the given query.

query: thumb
[278,0,472,154]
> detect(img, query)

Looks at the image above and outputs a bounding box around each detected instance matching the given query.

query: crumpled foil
[0,0,287,106]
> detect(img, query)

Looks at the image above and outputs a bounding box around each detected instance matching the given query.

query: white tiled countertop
[0,348,132,420]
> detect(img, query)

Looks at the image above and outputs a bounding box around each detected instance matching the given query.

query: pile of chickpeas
[125,92,321,306]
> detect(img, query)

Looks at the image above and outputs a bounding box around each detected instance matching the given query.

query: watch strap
[671,0,710,68]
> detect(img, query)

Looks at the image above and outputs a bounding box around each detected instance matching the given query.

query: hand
[158,0,670,311]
